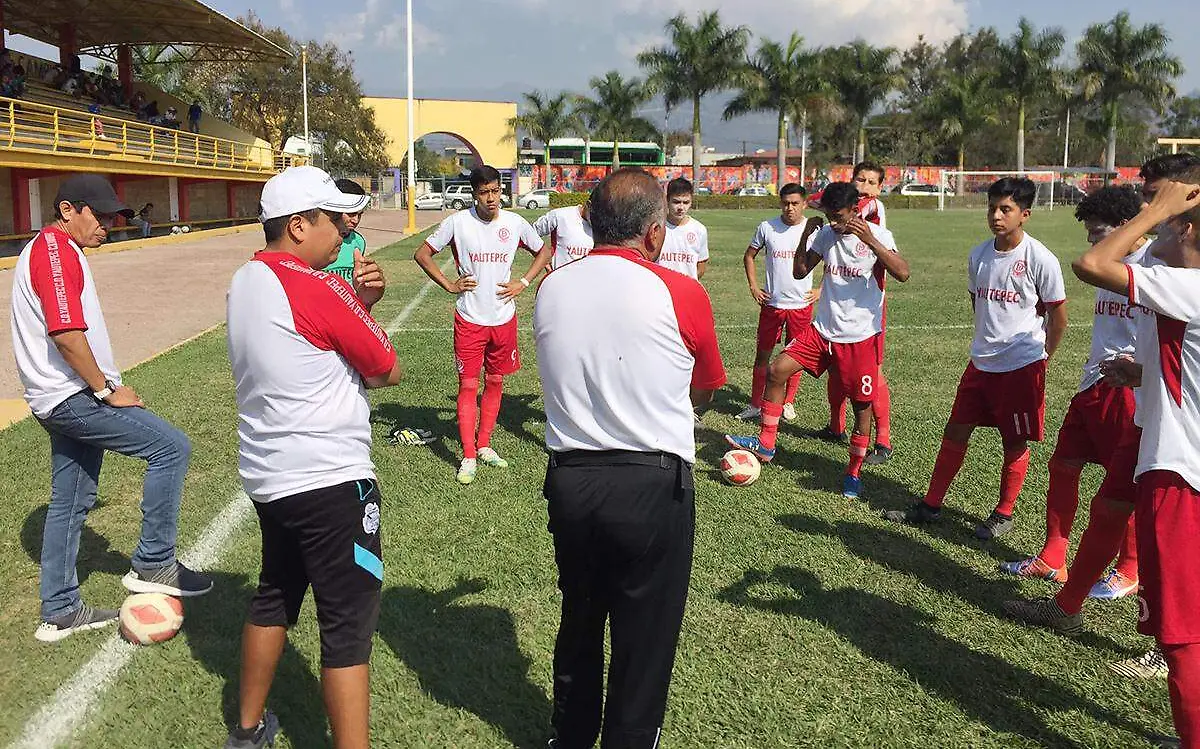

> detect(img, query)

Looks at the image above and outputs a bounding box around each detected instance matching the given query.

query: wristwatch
[93,379,117,401]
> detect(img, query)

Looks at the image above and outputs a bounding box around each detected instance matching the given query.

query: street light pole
[799,109,808,188]
[301,45,310,161]
[1062,108,1071,170]
[405,0,417,233]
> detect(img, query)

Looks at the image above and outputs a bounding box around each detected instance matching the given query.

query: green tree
[506,91,580,189]
[574,71,655,170]
[925,68,1001,190]
[825,41,903,163]
[1164,95,1200,139]
[998,18,1065,172]
[638,11,750,180]
[1076,11,1182,174]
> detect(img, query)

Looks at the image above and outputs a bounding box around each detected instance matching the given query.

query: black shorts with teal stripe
[249,478,383,668]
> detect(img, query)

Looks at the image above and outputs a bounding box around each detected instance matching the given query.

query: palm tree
[506,91,580,189]
[724,34,838,191]
[638,11,750,181]
[1076,11,1182,175]
[825,41,902,163]
[998,18,1065,173]
[574,72,656,170]
[926,69,1001,193]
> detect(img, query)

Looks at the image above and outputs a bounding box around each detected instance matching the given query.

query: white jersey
[425,208,544,326]
[967,233,1067,373]
[749,217,816,310]
[859,196,887,229]
[534,206,593,270]
[657,219,710,278]
[809,223,898,344]
[1129,263,1200,490]
[1078,241,1154,392]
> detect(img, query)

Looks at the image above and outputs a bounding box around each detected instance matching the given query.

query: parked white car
[414,192,444,209]
[899,183,940,197]
[518,189,554,210]
[442,184,513,209]
[734,184,770,197]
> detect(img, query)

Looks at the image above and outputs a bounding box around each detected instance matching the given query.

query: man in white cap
[224,165,401,749]
[11,173,212,644]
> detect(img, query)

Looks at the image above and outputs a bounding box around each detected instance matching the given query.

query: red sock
[848,433,871,478]
[1114,513,1139,581]
[923,438,968,509]
[1163,642,1200,749]
[785,371,802,405]
[1040,460,1084,569]
[872,374,892,449]
[1054,498,1134,615]
[827,377,847,433]
[995,447,1030,517]
[476,374,504,449]
[456,377,480,459]
[759,402,783,451]
[751,365,768,408]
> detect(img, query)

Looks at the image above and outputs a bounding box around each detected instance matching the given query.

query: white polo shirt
[227,251,397,503]
[10,226,121,417]
[657,219,710,279]
[749,216,816,310]
[535,247,726,464]
[808,223,899,344]
[534,206,594,270]
[1078,241,1154,392]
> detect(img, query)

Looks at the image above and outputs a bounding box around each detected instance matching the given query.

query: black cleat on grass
[863,444,894,465]
[813,425,847,443]
[1002,597,1084,635]
[224,711,280,749]
[882,501,941,526]
[975,511,1015,540]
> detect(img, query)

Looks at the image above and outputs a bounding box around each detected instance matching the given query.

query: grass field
[0,207,1175,748]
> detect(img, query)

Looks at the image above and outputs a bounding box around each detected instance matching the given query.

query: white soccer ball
[180,225,190,234]
[119,592,183,645]
[170,226,181,234]
[721,449,761,486]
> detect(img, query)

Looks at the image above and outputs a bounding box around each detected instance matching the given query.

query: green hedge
[548,192,589,208]
[548,192,777,209]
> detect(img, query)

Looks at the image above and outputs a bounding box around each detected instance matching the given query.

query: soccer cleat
[998,556,1068,583]
[782,403,797,421]
[842,474,862,499]
[723,434,776,463]
[975,511,1015,540]
[881,501,941,526]
[34,603,118,643]
[122,561,213,597]
[224,711,280,749]
[457,458,478,485]
[735,405,762,421]
[863,444,894,466]
[1088,569,1139,600]
[813,425,846,443]
[1109,647,1169,680]
[477,447,509,468]
[1002,596,1084,635]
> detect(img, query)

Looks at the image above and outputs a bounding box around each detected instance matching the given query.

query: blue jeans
[36,391,191,619]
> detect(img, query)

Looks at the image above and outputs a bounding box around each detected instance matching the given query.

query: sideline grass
[0,208,1173,747]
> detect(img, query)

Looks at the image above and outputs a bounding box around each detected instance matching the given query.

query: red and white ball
[720,449,761,486]
[119,593,184,645]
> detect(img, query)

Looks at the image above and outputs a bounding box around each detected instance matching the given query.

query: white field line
[386,256,455,336]
[12,256,447,749]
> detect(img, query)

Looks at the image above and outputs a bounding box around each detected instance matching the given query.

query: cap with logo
[259,165,371,221]
[54,174,135,218]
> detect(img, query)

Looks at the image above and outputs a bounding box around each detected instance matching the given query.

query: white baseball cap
[259,165,371,221]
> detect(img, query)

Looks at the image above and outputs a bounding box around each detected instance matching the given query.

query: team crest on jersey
[498,227,512,242]
[687,231,697,244]
[853,241,871,257]
[454,355,465,374]
[1012,259,1028,277]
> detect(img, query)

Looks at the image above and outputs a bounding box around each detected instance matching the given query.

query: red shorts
[756,305,813,352]
[783,326,882,403]
[1053,381,1140,465]
[453,312,520,379]
[1095,426,1142,502]
[1136,471,1200,644]
[948,360,1047,442]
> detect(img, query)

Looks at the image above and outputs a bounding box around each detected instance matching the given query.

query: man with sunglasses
[11,173,212,643]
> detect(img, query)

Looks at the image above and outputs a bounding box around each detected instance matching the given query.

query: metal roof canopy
[3,0,292,63]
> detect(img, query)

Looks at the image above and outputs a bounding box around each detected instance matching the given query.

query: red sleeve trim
[631,257,727,390]
[1126,264,1137,306]
[28,229,88,334]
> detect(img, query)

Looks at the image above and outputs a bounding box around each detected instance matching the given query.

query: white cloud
[328,0,443,55]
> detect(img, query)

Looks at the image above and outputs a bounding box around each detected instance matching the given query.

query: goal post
[937,170,1058,212]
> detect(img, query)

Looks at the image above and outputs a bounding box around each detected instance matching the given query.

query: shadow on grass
[182,571,330,748]
[20,505,129,582]
[717,565,1147,746]
[494,391,548,454]
[378,577,550,749]
[372,401,460,470]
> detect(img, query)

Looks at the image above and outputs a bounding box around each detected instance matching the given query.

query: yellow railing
[0,96,293,175]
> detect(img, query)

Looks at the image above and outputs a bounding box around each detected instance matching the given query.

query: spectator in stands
[129,91,146,115]
[135,204,154,238]
[12,65,26,97]
[188,101,202,133]
[162,106,181,129]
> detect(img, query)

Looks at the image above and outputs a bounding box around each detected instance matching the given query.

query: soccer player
[323,179,369,283]
[884,177,1067,539]
[999,187,1147,599]
[725,182,909,500]
[414,165,550,485]
[735,183,818,422]
[656,177,709,279]
[534,198,593,270]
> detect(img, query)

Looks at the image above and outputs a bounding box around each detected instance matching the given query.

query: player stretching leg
[883,178,1068,539]
[725,182,909,499]
[415,166,551,485]
[736,183,819,422]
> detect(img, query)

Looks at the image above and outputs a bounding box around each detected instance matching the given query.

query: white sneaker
[782,403,797,421]
[477,447,509,468]
[735,406,761,421]
[457,458,477,485]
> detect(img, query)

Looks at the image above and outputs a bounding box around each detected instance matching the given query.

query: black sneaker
[813,425,847,443]
[863,444,894,466]
[224,711,279,749]
[34,603,119,643]
[1002,597,1083,635]
[123,561,213,597]
[882,501,941,525]
[975,511,1015,540]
